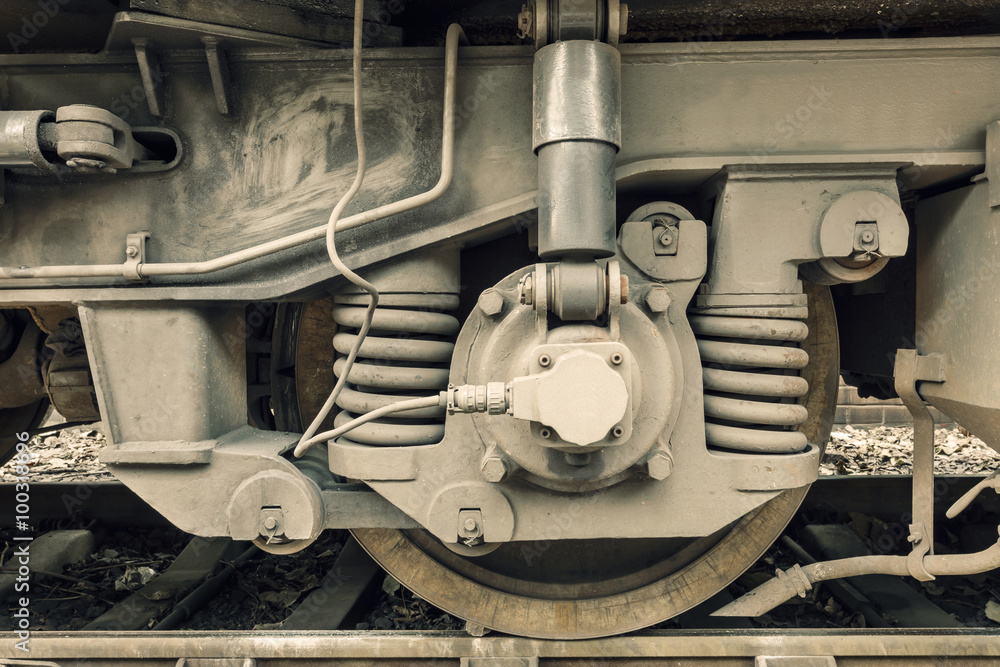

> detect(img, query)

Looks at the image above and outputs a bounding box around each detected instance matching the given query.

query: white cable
[297,394,443,451]
[294,0,375,458]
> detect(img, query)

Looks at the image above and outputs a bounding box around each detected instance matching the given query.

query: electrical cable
[297,394,443,451]
[294,0,376,458]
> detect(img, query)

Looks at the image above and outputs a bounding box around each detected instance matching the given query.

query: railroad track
[2,476,1000,665]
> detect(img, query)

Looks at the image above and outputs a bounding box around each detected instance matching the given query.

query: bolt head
[611,352,623,365]
[658,230,675,246]
[861,231,875,243]
[463,518,478,532]
[263,517,278,530]
[478,288,505,318]
[612,425,624,438]
[647,452,674,481]
[645,287,672,313]
[481,455,508,483]
[538,354,551,367]
[126,246,139,258]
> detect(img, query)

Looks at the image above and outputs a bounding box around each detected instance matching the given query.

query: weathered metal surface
[915,180,1000,453]
[9,629,1000,664]
[0,36,993,300]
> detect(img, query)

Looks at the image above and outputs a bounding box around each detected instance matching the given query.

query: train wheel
[272,283,838,639]
[0,313,51,467]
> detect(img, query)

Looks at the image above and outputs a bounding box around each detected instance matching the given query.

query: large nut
[478,288,505,318]
[645,286,672,313]
[481,453,509,483]
[647,451,674,481]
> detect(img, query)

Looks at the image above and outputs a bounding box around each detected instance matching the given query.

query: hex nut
[645,287,672,313]
[647,451,674,481]
[481,455,508,483]
[478,288,505,318]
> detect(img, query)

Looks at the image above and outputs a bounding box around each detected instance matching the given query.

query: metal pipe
[533,39,621,260]
[0,24,468,282]
[713,538,1000,618]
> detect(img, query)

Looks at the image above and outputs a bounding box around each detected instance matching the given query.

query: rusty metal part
[42,318,100,422]
[0,317,45,409]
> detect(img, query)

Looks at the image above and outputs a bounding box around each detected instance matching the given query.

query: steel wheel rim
[277,283,838,638]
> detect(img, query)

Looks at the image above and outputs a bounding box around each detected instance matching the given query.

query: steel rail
[0,25,468,283]
[4,629,1000,663]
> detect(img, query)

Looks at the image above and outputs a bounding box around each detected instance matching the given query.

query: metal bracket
[124,231,151,282]
[532,262,548,339]
[55,105,147,172]
[894,349,946,570]
[607,259,623,341]
[132,38,166,118]
[987,120,1000,207]
[203,37,233,116]
[907,521,935,581]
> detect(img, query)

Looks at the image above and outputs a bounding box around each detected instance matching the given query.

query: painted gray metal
[0,35,995,301]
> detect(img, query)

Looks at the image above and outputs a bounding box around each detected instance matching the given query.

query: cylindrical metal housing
[533,40,621,259]
[533,41,621,151]
[537,141,617,259]
[0,110,54,171]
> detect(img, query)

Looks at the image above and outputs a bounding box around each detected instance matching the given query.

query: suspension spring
[330,294,460,446]
[690,313,810,454]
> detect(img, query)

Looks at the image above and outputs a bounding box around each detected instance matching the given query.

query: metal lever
[52,105,149,173]
[1,104,149,174]
[947,470,1000,519]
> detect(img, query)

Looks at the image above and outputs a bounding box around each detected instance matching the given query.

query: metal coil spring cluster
[690,314,810,454]
[330,295,459,446]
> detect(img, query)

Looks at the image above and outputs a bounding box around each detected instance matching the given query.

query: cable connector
[445,383,509,415]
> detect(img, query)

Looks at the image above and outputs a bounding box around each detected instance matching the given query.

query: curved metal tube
[714,539,1000,618]
[0,24,468,282]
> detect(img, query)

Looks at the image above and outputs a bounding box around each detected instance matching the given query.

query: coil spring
[331,295,459,446]
[690,314,810,454]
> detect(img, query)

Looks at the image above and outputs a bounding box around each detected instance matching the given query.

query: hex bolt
[263,517,278,531]
[610,352,623,365]
[861,231,875,243]
[658,229,675,246]
[464,517,478,533]
[612,425,624,438]
[645,286,672,314]
[126,246,139,258]
[538,354,551,367]
[647,451,674,481]
[477,288,505,318]
[481,453,509,483]
[539,427,552,439]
